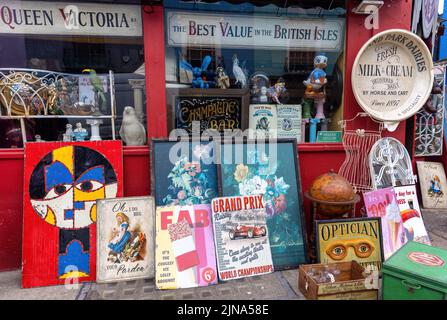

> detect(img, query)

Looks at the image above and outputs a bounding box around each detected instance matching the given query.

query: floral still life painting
[218,140,307,269]
[152,140,218,207]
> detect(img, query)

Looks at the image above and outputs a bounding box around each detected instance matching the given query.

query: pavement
[1,209,446,300]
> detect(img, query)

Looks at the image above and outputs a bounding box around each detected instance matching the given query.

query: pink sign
[363,187,406,260]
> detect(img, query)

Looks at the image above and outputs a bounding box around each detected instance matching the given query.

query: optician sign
[352,29,433,123]
[0,1,142,37]
[166,11,344,51]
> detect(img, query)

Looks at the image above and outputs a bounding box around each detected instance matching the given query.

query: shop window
[164,0,346,143]
[0,1,147,148]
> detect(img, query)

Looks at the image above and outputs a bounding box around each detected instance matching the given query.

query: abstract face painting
[23,141,123,288]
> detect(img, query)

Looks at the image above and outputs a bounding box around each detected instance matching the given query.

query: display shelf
[0,68,117,142]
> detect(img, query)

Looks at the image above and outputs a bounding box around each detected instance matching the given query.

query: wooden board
[22,141,123,288]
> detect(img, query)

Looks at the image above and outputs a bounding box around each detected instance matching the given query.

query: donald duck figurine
[304,53,328,98]
[302,53,328,119]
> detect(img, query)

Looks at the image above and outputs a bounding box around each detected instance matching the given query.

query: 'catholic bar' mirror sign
[352,29,433,131]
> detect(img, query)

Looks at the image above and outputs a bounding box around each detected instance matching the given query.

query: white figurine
[119,106,147,146]
[72,122,88,142]
[259,86,268,103]
[63,124,73,142]
[232,54,247,88]
[35,135,44,142]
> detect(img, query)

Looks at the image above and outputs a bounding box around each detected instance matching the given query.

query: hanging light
[352,0,384,14]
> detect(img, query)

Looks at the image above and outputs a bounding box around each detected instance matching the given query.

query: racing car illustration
[228,225,267,240]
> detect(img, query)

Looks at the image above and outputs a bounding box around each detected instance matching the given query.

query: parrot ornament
[119,106,147,146]
[82,69,107,111]
[232,54,247,88]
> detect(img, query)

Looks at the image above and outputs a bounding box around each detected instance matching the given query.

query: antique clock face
[352,29,433,122]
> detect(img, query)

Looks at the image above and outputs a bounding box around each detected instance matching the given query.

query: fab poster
[394,185,431,245]
[155,204,217,289]
[416,161,447,209]
[211,195,274,281]
[96,196,155,283]
[316,218,384,271]
[218,140,307,269]
[22,141,123,288]
[363,187,406,260]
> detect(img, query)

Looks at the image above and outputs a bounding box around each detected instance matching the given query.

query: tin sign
[352,29,433,122]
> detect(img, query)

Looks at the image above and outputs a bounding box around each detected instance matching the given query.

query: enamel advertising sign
[166,11,344,51]
[0,1,142,37]
[316,218,384,272]
[352,29,433,122]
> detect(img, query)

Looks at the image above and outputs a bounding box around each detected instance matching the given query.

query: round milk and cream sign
[352,29,433,122]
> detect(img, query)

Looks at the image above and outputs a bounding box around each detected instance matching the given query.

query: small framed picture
[417,161,447,209]
[96,196,155,283]
[151,139,219,207]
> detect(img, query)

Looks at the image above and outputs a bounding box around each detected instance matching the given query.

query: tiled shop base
[77,271,305,300]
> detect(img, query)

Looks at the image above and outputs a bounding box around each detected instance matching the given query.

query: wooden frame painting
[151,139,219,207]
[96,196,155,283]
[166,88,250,134]
[217,138,308,269]
[22,141,123,288]
[315,217,384,271]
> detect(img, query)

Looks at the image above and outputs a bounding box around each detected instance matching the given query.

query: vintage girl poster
[316,218,384,271]
[416,161,447,209]
[394,185,431,245]
[155,204,218,289]
[363,187,406,260]
[248,104,278,138]
[276,105,302,141]
[211,195,274,281]
[96,196,155,283]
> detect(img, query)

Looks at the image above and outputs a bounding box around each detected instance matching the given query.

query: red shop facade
[0,0,433,271]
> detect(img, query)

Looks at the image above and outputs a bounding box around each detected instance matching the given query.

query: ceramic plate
[352,29,433,122]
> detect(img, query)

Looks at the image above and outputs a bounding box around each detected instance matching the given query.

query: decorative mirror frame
[369,137,416,189]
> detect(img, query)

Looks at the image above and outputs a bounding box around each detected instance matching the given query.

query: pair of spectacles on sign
[326,239,375,260]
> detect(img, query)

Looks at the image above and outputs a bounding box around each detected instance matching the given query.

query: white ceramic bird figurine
[232,54,247,88]
[119,106,147,146]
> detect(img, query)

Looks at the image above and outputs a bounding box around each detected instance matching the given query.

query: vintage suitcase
[299,261,378,300]
[382,241,447,300]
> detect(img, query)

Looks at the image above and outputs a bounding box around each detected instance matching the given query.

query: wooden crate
[298,261,378,300]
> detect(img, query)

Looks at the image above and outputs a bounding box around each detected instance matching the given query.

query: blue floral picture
[219,140,307,269]
[152,140,218,206]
